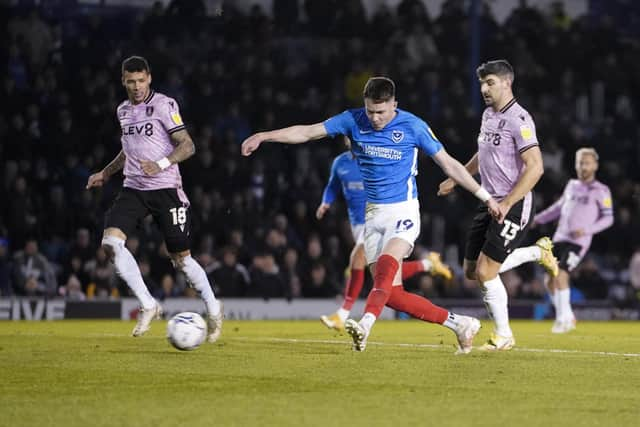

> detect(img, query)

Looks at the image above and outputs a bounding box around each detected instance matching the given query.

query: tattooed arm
[86,150,126,189]
[140,129,196,176]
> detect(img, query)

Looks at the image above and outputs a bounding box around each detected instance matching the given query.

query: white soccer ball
[166,312,207,351]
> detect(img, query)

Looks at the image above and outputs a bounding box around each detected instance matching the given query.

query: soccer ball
[166,312,207,351]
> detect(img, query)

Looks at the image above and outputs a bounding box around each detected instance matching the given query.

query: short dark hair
[476,59,514,81]
[121,56,150,74]
[363,77,396,102]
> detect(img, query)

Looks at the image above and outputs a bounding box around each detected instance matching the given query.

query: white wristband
[474,187,491,203]
[156,157,171,170]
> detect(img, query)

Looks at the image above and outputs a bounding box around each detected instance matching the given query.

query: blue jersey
[321,151,366,225]
[324,108,443,204]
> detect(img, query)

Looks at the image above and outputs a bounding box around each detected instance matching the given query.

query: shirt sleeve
[415,120,443,156]
[585,186,614,235]
[534,184,567,224]
[323,110,354,138]
[158,97,186,134]
[511,115,539,153]
[321,157,342,205]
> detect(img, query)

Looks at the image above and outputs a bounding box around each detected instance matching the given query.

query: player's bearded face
[576,154,598,181]
[122,71,152,104]
[364,98,397,130]
[480,74,509,108]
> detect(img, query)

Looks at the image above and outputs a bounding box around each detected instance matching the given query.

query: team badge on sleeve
[520,125,533,140]
[602,197,612,208]
[171,112,183,126]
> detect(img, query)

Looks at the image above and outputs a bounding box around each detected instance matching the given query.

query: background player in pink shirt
[86,56,223,340]
[533,147,614,333]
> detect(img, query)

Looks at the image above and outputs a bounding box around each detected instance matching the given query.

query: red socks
[363,254,399,317]
[386,286,448,324]
[401,260,424,280]
[342,268,365,310]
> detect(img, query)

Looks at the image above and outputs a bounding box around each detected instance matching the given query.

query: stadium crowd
[1,0,639,308]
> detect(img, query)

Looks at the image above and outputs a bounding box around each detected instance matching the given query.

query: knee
[475,266,493,283]
[101,235,123,261]
[170,254,188,270]
[351,245,366,269]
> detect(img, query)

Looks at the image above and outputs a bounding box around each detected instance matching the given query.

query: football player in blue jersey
[242,77,504,353]
[317,136,454,332]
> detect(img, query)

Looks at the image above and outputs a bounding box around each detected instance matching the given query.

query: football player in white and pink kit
[534,147,613,333]
[86,56,223,340]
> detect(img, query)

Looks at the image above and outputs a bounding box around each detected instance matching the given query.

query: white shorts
[363,199,421,264]
[351,223,365,245]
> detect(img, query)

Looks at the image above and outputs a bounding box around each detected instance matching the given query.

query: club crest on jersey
[146,106,154,116]
[391,130,404,143]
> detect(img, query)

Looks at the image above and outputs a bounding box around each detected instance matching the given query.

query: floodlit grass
[1,320,639,427]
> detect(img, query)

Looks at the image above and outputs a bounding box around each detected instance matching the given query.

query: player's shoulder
[117,98,130,111]
[507,101,534,122]
[395,109,428,132]
[592,179,611,192]
[396,108,424,123]
[347,107,367,123]
[147,91,178,108]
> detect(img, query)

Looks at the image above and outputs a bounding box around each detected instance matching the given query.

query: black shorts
[104,187,192,253]
[464,197,534,263]
[553,241,583,272]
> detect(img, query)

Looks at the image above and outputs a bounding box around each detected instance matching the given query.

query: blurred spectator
[85,247,116,299]
[60,274,86,301]
[302,262,338,298]
[11,238,57,296]
[209,246,250,296]
[249,252,287,299]
[628,250,640,307]
[154,273,183,300]
[0,237,11,296]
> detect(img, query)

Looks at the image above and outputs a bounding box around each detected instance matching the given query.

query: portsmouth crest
[391,130,404,143]
[146,106,154,116]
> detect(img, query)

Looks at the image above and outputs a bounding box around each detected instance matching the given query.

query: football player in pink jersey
[439,60,559,351]
[534,148,613,333]
[86,56,223,341]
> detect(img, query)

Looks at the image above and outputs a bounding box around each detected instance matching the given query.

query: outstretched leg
[171,251,223,342]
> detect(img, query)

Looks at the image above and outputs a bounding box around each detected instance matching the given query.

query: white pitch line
[236,336,640,358]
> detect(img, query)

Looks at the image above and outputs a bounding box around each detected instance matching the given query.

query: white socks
[499,246,541,273]
[442,312,459,331]
[180,255,221,317]
[359,312,376,333]
[102,235,155,310]
[481,276,513,337]
[421,258,432,272]
[555,288,573,321]
[337,308,349,322]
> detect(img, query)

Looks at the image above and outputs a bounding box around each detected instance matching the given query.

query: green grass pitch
[1,320,639,427]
